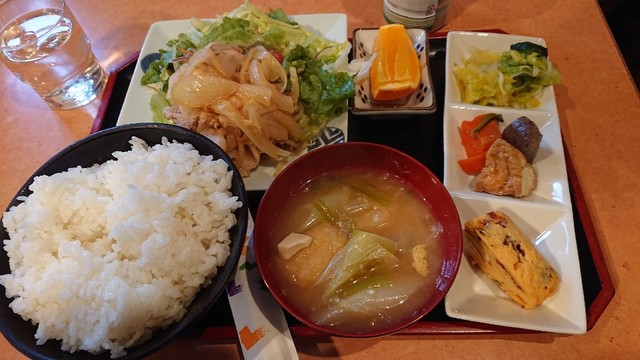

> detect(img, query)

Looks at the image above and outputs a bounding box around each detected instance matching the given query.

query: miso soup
[271,167,444,334]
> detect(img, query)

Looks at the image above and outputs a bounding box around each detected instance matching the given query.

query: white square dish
[351,27,436,115]
[445,31,558,113]
[446,196,586,334]
[442,31,586,334]
[443,106,571,206]
[116,15,350,191]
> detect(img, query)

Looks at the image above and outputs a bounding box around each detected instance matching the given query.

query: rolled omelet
[464,211,559,309]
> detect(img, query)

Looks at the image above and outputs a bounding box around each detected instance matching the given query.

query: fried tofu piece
[277,233,312,260]
[411,244,429,277]
[464,211,559,309]
[474,138,537,197]
[277,222,348,288]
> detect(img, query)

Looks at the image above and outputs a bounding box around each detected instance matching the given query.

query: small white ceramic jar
[383,0,450,31]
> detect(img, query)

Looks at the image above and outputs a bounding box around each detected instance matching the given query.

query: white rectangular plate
[443,31,587,334]
[117,14,349,191]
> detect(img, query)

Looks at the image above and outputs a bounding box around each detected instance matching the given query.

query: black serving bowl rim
[0,123,248,359]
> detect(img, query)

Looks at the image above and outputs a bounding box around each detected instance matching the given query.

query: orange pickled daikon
[370,24,421,101]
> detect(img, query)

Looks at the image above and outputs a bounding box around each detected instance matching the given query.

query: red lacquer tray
[91,32,614,337]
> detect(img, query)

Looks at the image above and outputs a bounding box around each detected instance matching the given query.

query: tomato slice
[268,49,284,64]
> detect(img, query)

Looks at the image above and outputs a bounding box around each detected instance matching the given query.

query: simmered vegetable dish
[270,168,444,333]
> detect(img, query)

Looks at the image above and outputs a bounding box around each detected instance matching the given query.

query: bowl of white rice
[0,123,248,359]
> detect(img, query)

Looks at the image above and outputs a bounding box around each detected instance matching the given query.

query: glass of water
[0,0,106,109]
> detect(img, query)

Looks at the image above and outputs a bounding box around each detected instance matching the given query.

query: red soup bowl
[254,142,462,337]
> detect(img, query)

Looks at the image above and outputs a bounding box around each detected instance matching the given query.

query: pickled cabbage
[453,43,562,109]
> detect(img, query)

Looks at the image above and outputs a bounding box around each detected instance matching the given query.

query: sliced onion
[260,50,288,92]
[206,44,244,78]
[239,47,261,84]
[213,100,290,159]
[269,110,303,141]
[169,72,239,108]
[236,83,272,106]
[245,52,293,112]
[248,52,289,98]
[249,59,267,87]
[269,88,295,113]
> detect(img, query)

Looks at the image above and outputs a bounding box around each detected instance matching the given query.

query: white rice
[0,136,242,358]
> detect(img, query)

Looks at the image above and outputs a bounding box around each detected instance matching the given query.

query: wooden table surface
[1,0,639,358]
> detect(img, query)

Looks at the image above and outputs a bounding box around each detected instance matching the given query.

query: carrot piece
[459,114,502,157]
[458,151,488,175]
[458,113,503,174]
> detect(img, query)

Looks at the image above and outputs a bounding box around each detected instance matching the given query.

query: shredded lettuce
[149,93,171,123]
[284,45,354,141]
[453,42,562,109]
[140,0,354,141]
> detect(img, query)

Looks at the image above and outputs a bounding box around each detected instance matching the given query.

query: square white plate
[443,106,571,207]
[445,31,558,113]
[442,31,586,334]
[117,15,349,191]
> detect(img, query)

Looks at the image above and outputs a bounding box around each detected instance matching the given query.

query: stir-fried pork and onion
[164,43,304,176]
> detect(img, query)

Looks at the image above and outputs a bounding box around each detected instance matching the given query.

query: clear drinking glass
[0,0,106,109]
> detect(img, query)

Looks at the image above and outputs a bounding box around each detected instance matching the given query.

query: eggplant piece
[502,116,543,163]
